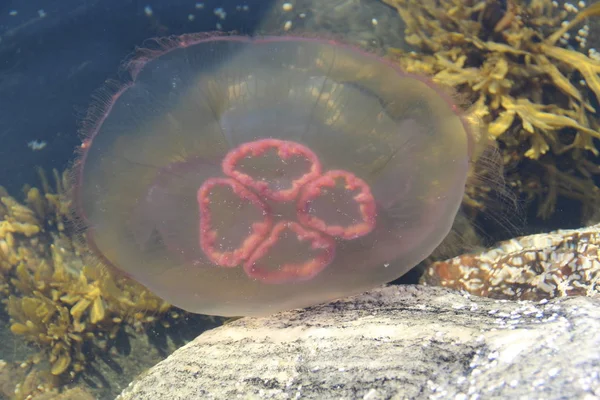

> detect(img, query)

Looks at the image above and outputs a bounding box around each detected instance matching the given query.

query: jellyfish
[74,35,477,317]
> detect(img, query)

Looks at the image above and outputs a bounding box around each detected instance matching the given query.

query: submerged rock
[117,285,600,400]
[423,223,600,301]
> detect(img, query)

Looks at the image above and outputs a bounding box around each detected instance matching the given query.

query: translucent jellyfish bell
[75,35,474,317]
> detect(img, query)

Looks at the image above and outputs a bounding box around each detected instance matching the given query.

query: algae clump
[383,0,600,219]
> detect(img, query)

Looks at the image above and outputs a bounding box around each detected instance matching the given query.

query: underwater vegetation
[0,169,200,398]
[383,0,600,220]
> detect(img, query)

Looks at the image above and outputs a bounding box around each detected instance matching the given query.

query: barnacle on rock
[422,222,600,300]
[383,0,600,220]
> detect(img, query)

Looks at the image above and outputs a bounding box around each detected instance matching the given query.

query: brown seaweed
[384,0,600,219]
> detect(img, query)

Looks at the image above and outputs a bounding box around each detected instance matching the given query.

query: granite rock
[117,285,600,400]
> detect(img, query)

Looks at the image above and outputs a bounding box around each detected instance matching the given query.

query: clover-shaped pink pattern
[197,139,377,284]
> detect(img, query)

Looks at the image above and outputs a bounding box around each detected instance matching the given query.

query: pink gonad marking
[197,178,273,267]
[243,221,336,284]
[296,170,377,240]
[199,140,377,283]
[222,138,322,202]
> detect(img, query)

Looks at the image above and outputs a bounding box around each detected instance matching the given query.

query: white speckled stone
[117,285,600,400]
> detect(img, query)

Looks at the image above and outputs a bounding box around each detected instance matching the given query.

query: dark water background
[0,0,276,194]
